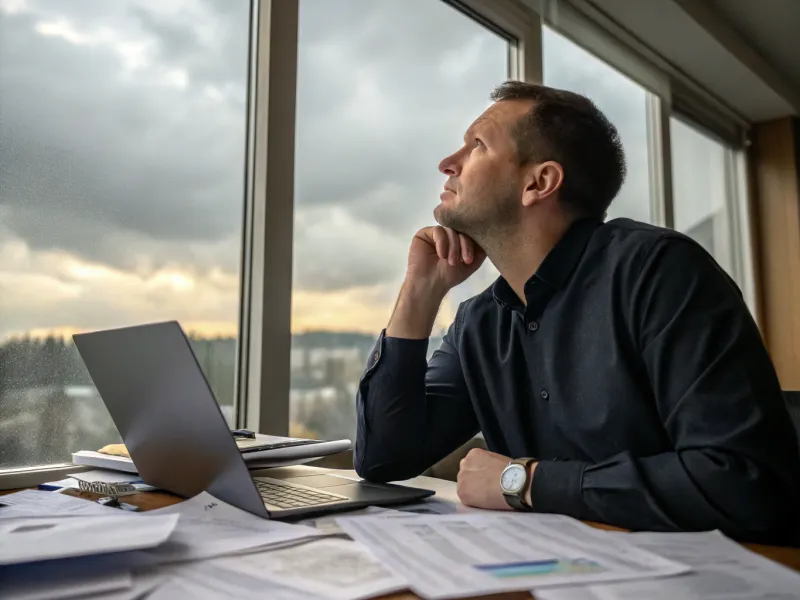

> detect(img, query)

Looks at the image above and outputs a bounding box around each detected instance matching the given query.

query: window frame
[246,0,545,438]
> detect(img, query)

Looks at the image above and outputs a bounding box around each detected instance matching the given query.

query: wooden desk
[6,466,800,600]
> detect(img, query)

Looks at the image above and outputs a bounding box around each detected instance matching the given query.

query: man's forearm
[386,278,447,339]
[528,449,797,544]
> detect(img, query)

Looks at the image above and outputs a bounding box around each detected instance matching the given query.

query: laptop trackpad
[282,474,358,489]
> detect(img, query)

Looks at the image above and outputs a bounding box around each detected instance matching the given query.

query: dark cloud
[0,2,248,273]
[0,0,653,307]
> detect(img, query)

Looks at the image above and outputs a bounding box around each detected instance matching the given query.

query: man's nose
[438,151,462,176]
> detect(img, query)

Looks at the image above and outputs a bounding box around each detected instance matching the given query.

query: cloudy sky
[0,0,675,343]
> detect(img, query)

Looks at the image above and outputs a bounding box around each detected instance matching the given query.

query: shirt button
[540,390,549,400]
[371,352,380,366]
[528,321,539,332]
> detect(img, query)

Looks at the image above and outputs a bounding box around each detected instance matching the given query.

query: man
[354,81,800,544]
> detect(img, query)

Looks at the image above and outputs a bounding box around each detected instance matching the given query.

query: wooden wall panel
[751,117,800,389]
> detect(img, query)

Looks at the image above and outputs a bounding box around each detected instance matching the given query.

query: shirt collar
[492,218,602,309]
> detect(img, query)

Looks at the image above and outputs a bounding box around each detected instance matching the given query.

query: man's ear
[521,161,564,208]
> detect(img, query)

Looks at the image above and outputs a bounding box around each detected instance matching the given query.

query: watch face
[500,464,526,494]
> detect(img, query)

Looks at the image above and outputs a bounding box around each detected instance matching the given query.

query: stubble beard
[434,186,519,254]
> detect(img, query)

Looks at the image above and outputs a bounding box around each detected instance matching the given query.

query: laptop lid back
[73,321,268,518]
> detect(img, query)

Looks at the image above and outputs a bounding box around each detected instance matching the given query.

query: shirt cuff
[360,329,429,382]
[531,459,589,520]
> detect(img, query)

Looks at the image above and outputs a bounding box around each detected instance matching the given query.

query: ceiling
[554,0,800,122]
[706,0,800,99]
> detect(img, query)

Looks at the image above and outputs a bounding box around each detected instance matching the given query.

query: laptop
[72,321,434,519]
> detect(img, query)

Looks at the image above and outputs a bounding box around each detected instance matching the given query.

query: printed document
[141,491,322,563]
[337,512,690,599]
[0,513,178,565]
[212,538,407,599]
[0,489,122,519]
[535,530,800,600]
[151,560,339,600]
[71,469,142,484]
[0,561,131,600]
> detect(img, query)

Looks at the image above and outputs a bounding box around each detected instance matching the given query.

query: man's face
[434,100,531,239]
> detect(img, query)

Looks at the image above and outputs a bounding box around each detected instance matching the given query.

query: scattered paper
[298,499,474,536]
[298,506,392,536]
[155,560,332,600]
[72,450,139,473]
[391,498,465,515]
[38,477,81,491]
[0,489,126,519]
[0,513,179,566]
[0,561,131,600]
[214,538,407,600]
[139,491,322,563]
[337,512,690,599]
[535,530,800,600]
[71,469,142,484]
[102,568,166,600]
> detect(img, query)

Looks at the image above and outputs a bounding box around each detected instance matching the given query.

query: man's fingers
[421,226,482,268]
[458,234,474,264]
[430,226,448,261]
[444,228,460,266]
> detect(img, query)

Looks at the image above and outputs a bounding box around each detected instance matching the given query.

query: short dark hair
[490,81,626,218]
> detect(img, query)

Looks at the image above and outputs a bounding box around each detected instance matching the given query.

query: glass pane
[0,0,249,469]
[291,0,509,441]
[670,117,733,275]
[543,26,652,223]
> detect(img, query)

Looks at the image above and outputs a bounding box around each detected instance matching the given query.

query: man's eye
[474,138,484,148]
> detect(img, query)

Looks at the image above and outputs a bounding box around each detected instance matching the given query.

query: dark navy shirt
[354,218,800,544]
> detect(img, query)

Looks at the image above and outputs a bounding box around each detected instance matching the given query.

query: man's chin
[433,204,457,229]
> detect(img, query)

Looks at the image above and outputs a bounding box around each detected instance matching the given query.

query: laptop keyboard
[255,479,345,509]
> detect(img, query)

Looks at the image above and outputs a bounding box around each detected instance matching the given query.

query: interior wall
[751,117,800,390]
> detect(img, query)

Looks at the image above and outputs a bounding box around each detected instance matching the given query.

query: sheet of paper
[72,450,138,473]
[0,489,122,519]
[392,497,479,516]
[298,506,393,535]
[100,569,165,600]
[38,477,81,491]
[152,561,329,600]
[0,513,179,565]
[213,538,407,600]
[298,499,474,536]
[71,469,143,484]
[0,562,131,600]
[535,530,800,600]
[337,512,690,599]
[139,491,322,563]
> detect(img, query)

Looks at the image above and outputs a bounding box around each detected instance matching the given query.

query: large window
[542,26,654,224]
[0,0,759,477]
[289,0,510,441]
[0,0,249,470]
[670,117,736,278]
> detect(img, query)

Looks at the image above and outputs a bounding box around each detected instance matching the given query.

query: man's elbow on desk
[353,445,427,484]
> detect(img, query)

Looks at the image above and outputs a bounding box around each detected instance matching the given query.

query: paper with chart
[212,538,408,600]
[337,512,690,599]
[535,530,800,600]
[141,491,322,562]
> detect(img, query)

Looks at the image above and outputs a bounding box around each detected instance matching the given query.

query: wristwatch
[500,457,535,511]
